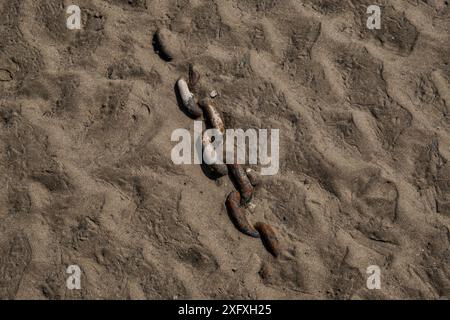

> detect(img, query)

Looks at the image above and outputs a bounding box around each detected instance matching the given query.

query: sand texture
[0,0,449,299]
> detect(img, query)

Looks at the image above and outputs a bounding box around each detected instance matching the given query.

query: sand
[0,0,449,299]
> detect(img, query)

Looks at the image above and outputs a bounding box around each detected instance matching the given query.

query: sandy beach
[0,0,449,299]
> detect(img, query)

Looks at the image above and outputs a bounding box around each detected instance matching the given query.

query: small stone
[210,90,218,98]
